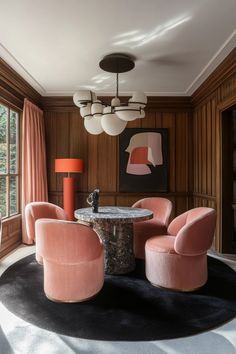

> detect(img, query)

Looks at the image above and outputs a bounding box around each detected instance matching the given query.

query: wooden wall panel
[44,112,57,194]
[155,112,162,128]
[56,113,70,192]
[201,105,207,195]
[162,112,176,192]
[141,109,156,128]
[193,110,198,193]
[87,134,99,191]
[0,58,42,259]
[97,133,117,192]
[0,215,21,258]
[1,48,236,258]
[197,109,202,193]
[175,112,188,192]
[69,112,88,192]
[175,197,188,216]
[99,196,116,206]
[45,100,192,217]
[211,98,216,197]
[206,101,212,196]
[192,48,236,253]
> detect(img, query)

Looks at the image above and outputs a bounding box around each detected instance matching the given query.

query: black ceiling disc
[99,53,135,73]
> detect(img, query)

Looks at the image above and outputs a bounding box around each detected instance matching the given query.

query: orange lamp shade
[55,158,83,173]
[55,158,83,221]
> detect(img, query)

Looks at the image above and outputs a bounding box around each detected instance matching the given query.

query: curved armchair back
[132,197,172,227]
[36,219,103,263]
[25,202,67,242]
[35,219,104,302]
[170,207,216,256]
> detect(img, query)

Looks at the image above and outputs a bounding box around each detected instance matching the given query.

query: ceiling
[0,0,236,97]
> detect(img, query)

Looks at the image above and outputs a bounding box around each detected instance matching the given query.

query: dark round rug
[0,254,235,341]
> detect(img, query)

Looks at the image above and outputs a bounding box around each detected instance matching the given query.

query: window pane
[10,110,18,174]
[0,104,8,174]
[0,176,7,217]
[10,176,18,215]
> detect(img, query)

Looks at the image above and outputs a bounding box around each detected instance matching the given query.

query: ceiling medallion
[73,53,147,136]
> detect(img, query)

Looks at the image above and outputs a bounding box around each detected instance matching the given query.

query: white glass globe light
[139,109,145,119]
[80,103,92,119]
[115,106,139,121]
[91,100,103,118]
[73,90,97,108]
[84,116,104,135]
[101,107,127,136]
[129,91,147,108]
[111,97,120,107]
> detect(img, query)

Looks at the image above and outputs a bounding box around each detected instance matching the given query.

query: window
[0,102,20,218]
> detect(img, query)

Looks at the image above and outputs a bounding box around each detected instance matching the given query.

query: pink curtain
[21,99,48,244]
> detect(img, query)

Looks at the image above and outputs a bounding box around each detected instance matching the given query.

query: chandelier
[73,53,147,136]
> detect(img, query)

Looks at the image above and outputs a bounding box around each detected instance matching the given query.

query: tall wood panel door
[221,106,236,253]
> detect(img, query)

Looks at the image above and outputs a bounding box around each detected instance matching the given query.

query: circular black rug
[0,254,235,341]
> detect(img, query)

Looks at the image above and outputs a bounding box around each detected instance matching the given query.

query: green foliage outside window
[0,103,19,218]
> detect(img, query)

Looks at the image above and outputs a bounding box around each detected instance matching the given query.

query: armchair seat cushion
[134,221,167,259]
[146,236,176,254]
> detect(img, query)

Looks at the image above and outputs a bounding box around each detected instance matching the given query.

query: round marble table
[74,206,153,275]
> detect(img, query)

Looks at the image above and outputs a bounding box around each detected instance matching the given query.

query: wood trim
[192,48,236,105]
[143,96,192,110]
[50,191,192,198]
[0,214,21,259]
[42,96,76,111]
[0,58,42,109]
[42,95,193,112]
[0,241,21,259]
[218,94,236,112]
[192,193,216,201]
[216,96,236,252]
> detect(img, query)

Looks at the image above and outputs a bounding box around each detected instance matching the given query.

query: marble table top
[74,206,153,224]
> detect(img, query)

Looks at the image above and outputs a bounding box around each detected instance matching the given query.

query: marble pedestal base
[94,221,135,274]
[74,207,153,275]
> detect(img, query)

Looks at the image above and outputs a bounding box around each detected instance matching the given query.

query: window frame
[0,100,20,219]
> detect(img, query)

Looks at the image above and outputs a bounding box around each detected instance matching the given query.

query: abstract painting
[119,128,168,192]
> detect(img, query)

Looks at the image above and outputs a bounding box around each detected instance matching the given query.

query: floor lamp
[55,158,83,221]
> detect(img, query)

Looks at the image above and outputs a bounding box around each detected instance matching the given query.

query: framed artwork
[119,128,168,192]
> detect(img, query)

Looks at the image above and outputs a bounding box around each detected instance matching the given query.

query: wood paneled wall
[1,48,236,258]
[192,48,236,251]
[43,97,193,219]
[0,216,21,258]
[0,59,41,258]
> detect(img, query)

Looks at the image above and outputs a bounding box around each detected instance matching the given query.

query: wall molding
[191,48,236,106]
[42,95,193,112]
[0,58,41,109]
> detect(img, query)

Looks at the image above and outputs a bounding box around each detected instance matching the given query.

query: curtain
[21,99,48,244]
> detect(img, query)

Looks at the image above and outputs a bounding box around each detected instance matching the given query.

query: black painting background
[119,128,168,192]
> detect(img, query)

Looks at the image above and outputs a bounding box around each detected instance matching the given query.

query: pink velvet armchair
[35,219,104,302]
[132,197,172,259]
[25,202,68,263]
[145,207,216,291]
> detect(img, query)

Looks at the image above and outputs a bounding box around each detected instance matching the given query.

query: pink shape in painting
[125,132,163,175]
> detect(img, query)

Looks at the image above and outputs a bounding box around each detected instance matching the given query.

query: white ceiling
[0,0,236,97]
